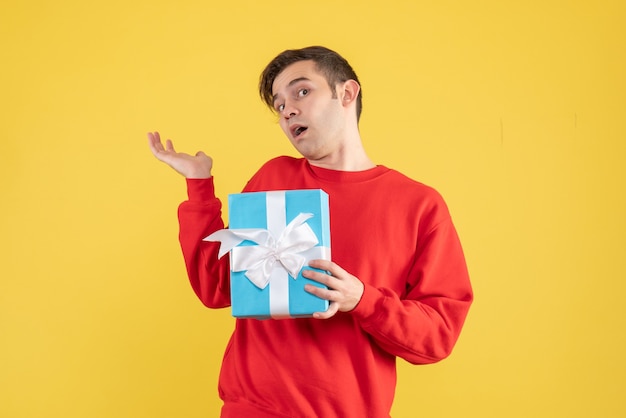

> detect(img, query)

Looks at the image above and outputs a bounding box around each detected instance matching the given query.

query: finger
[147,132,164,154]
[306,263,348,288]
[304,283,336,299]
[313,302,339,319]
[302,269,335,287]
[165,139,175,152]
[308,259,345,278]
[308,258,331,269]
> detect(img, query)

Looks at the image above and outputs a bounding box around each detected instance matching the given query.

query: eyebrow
[272,77,311,104]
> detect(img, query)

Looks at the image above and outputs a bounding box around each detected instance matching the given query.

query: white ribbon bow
[204,213,319,289]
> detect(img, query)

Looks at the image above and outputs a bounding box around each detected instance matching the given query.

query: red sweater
[178,156,473,417]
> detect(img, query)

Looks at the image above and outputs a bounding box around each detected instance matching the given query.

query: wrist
[186,177,216,201]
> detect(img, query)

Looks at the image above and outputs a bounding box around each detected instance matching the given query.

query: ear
[339,79,360,109]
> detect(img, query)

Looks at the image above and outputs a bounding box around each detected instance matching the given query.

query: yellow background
[2,0,625,417]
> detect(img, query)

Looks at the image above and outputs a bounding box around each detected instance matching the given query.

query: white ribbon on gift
[204,191,328,318]
[205,212,319,289]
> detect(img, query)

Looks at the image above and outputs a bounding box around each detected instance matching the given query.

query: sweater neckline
[306,160,390,183]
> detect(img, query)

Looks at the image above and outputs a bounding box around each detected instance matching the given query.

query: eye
[276,103,285,112]
[298,88,309,97]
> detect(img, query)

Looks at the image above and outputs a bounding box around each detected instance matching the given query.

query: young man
[148,46,473,417]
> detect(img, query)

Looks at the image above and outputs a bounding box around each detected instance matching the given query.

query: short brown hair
[259,46,363,121]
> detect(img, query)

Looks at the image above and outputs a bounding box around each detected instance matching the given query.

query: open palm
[147,131,213,179]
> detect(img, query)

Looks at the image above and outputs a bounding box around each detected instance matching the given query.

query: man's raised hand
[147,131,213,179]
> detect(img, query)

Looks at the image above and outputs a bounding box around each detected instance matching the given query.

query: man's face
[271,60,347,162]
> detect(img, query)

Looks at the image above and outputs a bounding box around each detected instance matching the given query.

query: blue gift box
[205,189,331,319]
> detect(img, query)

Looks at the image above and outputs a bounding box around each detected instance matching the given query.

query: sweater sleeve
[351,214,473,365]
[177,177,232,308]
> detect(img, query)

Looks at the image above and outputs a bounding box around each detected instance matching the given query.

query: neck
[307,131,375,172]
[308,155,375,171]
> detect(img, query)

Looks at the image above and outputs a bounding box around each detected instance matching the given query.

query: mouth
[290,125,308,139]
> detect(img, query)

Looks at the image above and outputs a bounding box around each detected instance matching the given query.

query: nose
[281,100,299,119]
